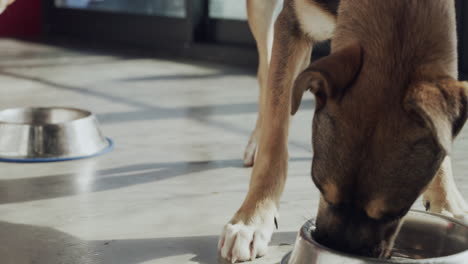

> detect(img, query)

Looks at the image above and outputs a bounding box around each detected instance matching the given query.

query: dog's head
[291,42,468,257]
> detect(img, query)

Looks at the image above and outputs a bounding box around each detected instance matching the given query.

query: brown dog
[219,0,468,262]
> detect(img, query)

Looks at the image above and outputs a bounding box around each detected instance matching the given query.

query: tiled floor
[0,39,466,264]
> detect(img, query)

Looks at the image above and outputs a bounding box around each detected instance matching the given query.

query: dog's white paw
[218,222,274,263]
[219,213,277,263]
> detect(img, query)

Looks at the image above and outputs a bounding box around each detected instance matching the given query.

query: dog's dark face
[291,43,468,257]
[309,103,444,257]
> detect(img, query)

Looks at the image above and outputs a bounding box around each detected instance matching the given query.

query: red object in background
[0,0,42,37]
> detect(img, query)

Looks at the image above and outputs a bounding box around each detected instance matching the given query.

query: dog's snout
[314,226,384,258]
[314,202,400,258]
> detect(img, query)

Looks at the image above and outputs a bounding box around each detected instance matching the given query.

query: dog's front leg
[423,156,468,221]
[219,7,312,263]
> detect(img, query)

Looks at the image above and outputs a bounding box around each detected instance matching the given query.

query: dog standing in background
[219,0,468,262]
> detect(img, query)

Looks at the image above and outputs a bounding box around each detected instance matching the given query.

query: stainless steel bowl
[0,107,112,162]
[282,210,468,264]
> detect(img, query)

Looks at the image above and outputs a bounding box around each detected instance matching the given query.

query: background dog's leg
[423,156,468,221]
[219,5,312,263]
[244,0,280,167]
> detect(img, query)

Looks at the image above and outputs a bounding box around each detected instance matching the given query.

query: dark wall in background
[42,0,467,78]
[0,0,42,37]
[457,0,468,78]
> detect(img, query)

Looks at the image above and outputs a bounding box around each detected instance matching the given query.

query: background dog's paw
[243,136,257,167]
[244,126,263,167]
[218,221,274,263]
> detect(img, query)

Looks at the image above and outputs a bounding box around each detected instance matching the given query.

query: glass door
[54,0,186,17]
[209,0,247,20]
[45,0,190,49]
[204,0,276,46]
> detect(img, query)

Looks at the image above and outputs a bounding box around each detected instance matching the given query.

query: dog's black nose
[313,228,384,258]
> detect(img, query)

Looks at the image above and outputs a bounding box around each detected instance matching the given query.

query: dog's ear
[404,78,468,153]
[291,42,362,115]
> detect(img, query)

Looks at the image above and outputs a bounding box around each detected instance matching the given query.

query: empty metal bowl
[0,107,112,162]
[282,210,468,264]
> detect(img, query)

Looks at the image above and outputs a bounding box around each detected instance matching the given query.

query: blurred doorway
[209,0,247,20]
[54,0,186,17]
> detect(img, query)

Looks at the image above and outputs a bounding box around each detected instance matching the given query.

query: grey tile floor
[0,39,466,264]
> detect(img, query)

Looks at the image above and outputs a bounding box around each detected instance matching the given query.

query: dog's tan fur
[220,0,468,262]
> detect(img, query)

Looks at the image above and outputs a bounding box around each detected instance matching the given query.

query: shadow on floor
[118,69,250,82]
[0,157,310,205]
[0,69,315,152]
[0,69,315,124]
[0,58,125,70]
[0,220,296,264]
[0,221,102,264]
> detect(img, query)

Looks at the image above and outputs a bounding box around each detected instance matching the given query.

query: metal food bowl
[0,107,112,162]
[282,210,468,264]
